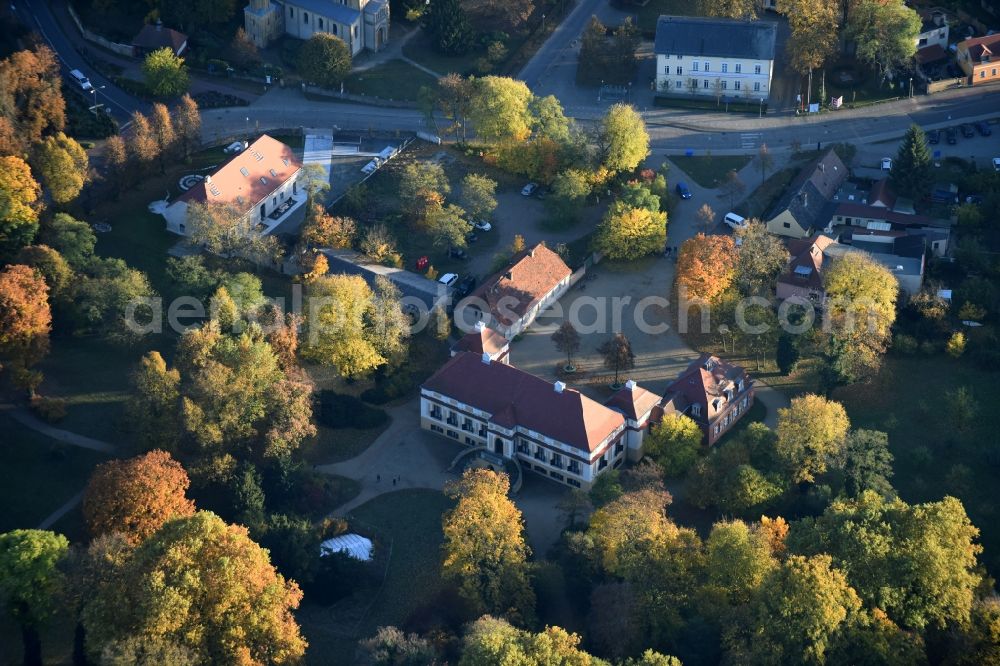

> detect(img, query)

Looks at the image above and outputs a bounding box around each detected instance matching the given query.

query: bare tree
[755,143,773,184]
[551,321,581,371]
[720,169,746,209]
[697,203,716,230]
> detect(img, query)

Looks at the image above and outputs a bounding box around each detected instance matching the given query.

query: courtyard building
[161,134,304,237]
[420,351,629,490]
[461,243,573,340]
[658,354,755,446]
[654,15,777,102]
[244,0,390,55]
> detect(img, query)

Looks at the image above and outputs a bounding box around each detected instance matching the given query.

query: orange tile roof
[453,325,509,356]
[662,354,751,423]
[181,135,302,215]
[467,243,571,326]
[422,352,624,454]
[779,234,835,291]
[605,381,660,422]
[963,33,1000,61]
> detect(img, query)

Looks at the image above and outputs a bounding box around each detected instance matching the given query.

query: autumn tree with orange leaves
[675,233,738,302]
[0,264,51,394]
[82,450,196,545]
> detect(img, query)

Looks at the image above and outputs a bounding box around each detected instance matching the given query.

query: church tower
[244,0,283,48]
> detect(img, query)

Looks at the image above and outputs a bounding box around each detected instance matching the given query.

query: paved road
[15,0,145,124]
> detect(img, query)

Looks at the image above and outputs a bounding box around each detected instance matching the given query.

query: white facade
[656,53,774,101]
[244,0,389,55]
[419,389,627,490]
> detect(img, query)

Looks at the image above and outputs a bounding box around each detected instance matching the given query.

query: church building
[244,0,390,55]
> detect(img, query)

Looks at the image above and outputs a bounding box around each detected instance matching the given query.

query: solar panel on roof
[866,221,891,231]
[259,177,268,185]
[270,169,277,177]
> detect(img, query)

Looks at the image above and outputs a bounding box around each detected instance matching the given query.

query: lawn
[0,414,110,533]
[834,356,1000,577]
[812,58,905,109]
[298,489,455,662]
[670,155,753,189]
[402,32,479,77]
[345,60,439,102]
[302,422,391,464]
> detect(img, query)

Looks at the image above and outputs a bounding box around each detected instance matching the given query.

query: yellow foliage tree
[301,274,385,378]
[776,394,850,484]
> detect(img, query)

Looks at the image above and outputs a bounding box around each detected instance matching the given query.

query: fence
[67,5,133,57]
[928,78,968,94]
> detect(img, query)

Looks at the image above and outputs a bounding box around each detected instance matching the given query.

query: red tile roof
[662,354,752,424]
[453,325,509,356]
[868,178,896,208]
[466,243,571,327]
[605,380,660,422]
[916,44,947,64]
[181,135,302,215]
[962,33,1000,61]
[132,23,187,54]
[422,352,624,453]
[778,234,834,291]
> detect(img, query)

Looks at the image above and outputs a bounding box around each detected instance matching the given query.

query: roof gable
[662,354,750,422]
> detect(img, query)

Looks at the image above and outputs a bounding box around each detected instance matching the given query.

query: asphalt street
[16,0,145,124]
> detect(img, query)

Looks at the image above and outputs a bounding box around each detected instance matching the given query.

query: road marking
[740,132,762,149]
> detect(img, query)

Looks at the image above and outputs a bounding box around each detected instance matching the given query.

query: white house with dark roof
[421,351,629,489]
[244,0,389,55]
[654,15,777,101]
[161,134,303,237]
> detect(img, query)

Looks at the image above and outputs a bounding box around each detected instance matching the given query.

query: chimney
[625,379,636,391]
[205,175,212,184]
[554,381,566,394]
[481,352,491,365]
[156,18,163,31]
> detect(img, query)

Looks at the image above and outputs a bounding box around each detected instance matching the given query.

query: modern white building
[244,0,389,55]
[420,351,630,489]
[161,134,304,238]
[654,15,777,102]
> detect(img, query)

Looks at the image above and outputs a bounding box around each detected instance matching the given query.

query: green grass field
[670,155,753,189]
[345,60,439,102]
[834,356,1000,576]
[0,414,110,533]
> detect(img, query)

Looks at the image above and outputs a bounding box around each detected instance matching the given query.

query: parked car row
[437,272,476,298]
[927,122,991,146]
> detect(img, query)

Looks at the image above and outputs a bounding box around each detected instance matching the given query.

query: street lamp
[542,13,545,30]
[245,116,250,140]
[759,97,764,118]
[909,76,913,99]
[88,85,106,114]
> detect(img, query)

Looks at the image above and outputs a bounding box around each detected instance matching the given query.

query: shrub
[360,370,418,405]
[893,333,919,355]
[30,396,67,423]
[919,340,937,355]
[909,445,933,467]
[946,332,966,358]
[318,391,389,429]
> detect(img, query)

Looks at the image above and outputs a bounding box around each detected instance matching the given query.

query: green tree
[399,161,451,221]
[847,0,921,84]
[734,219,789,295]
[173,93,201,161]
[442,470,536,625]
[31,132,88,205]
[365,275,411,369]
[941,598,1000,665]
[81,511,306,664]
[15,245,73,305]
[422,0,472,54]
[142,47,189,97]
[823,251,898,383]
[0,529,69,664]
[645,414,702,477]
[149,103,176,173]
[842,429,893,497]
[776,333,800,375]
[597,103,649,174]
[298,33,352,88]
[704,519,776,608]
[789,491,982,631]
[468,76,534,143]
[126,351,182,452]
[891,124,932,200]
[776,394,850,484]
[598,332,635,386]
[0,155,40,255]
[460,173,498,221]
[779,0,840,101]
[530,94,572,142]
[426,202,470,248]
[701,0,758,20]
[548,168,591,224]
[38,212,96,268]
[359,625,437,665]
[589,470,623,508]
[594,202,667,261]
[302,274,385,377]
[460,616,609,665]
[730,554,861,664]
[71,257,156,344]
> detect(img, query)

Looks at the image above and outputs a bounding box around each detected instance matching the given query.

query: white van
[69,69,93,91]
[723,212,747,230]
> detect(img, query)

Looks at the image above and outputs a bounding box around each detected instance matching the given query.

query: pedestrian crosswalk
[740,132,762,149]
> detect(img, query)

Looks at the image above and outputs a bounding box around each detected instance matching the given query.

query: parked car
[438,273,459,288]
[880,157,892,171]
[961,124,976,138]
[521,182,538,196]
[945,127,957,144]
[69,69,92,91]
[993,157,1000,172]
[535,188,547,200]
[723,212,747,230]
[448,247,469,260]
[977,121,993,136]
[473,220,492,231]
[456,275,477,299]
[927,129,940,144]
[675,182,692,199]
[465,231,478,244]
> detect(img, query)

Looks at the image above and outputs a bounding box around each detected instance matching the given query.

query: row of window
[980,68,998,78]
[288,6,359,40]
[673,79,762,92]
[712,396,751,436]
[667,63,763,75]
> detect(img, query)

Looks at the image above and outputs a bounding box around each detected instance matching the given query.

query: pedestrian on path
[376,474,380,483]
[392,477,396,486]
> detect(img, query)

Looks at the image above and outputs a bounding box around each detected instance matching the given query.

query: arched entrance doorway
[376,26,386,50]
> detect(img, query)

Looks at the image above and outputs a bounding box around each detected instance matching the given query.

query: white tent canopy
[320,533,373,561]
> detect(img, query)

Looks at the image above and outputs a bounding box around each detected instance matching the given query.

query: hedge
[318,391,389,429]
